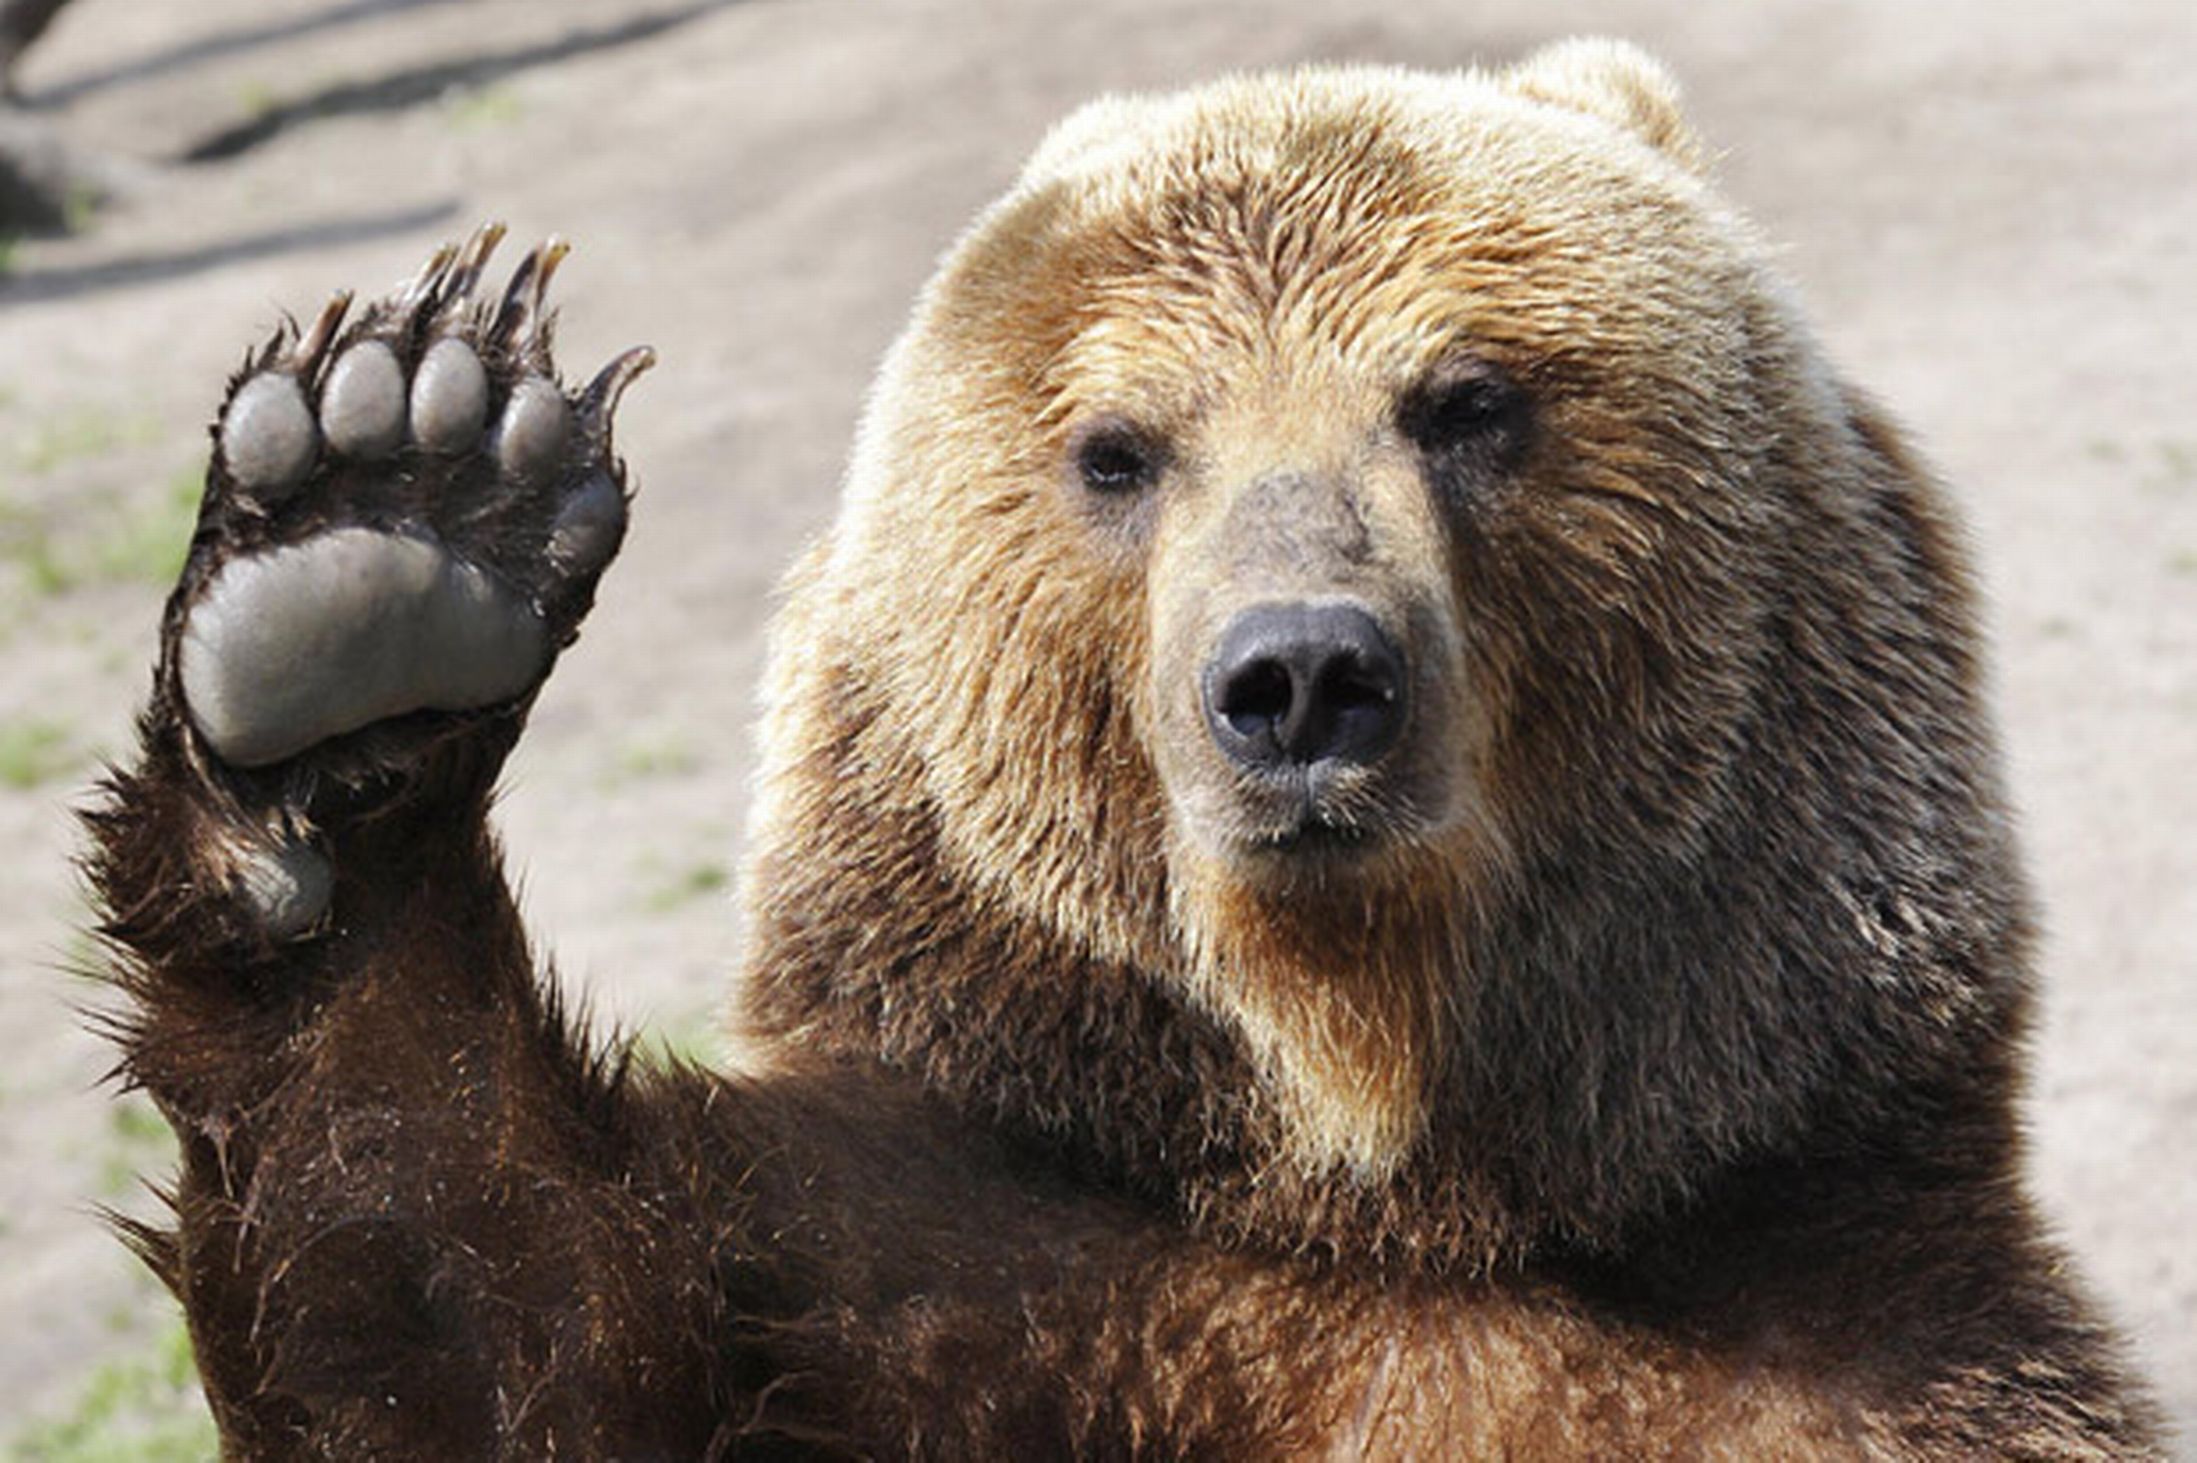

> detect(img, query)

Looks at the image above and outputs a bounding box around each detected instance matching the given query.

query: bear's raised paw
[166,224,652,778]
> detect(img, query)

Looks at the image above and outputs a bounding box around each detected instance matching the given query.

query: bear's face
[750,46,2018,1242]
[803,63,1777,1175]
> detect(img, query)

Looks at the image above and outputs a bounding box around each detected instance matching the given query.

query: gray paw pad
[233,831,334,940]
[222,373,317,498]
[320,341,407,460]
[545,472,626,577]
[411,337,489,454]
[179,528,549,767]
[495,375,571,485]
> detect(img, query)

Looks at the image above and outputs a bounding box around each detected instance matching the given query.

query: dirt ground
[0,0,2189,1449]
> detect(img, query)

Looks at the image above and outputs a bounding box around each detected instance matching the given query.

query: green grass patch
[1,468,201,599]
[98,1095,179,1200]
[84,470,201,586]
[13,407,161,477]
[641,1007,723,1070]
[0,498,72,597]
[10,1318,216,1462]
[446,84,523,129]
[2133,439,2196,496]
[233,80,279,119]
[110,1099,171,1148]
[642,857,729,913]
[605,731,702,787]
[2152,441,2195,489]
[0,718,77,789]
[63,183,100,235]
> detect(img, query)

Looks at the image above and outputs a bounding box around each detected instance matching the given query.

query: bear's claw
[169,225,651,774]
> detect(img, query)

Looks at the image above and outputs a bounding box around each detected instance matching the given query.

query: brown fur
[88,40,2159,1457]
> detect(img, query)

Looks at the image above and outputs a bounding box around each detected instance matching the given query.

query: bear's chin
[1208,822,1433,901]
[1168,829,1483,1179]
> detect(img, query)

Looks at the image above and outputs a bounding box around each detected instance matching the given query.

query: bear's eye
[1400,361,1530,464]
[1072,420,1163,495]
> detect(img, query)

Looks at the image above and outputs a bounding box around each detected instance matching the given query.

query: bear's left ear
[1501,38,1707,174]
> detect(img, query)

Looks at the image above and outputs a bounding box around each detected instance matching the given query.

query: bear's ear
[1501,38,1707,174]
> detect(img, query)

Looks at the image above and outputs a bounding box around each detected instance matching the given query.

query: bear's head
[735,41,2030,1266]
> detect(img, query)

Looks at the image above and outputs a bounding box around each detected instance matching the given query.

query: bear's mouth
[1253,816,1374,857]
[1229,768,1388,861]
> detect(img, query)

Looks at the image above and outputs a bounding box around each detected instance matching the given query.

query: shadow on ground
[0,198,459,302]
[25,0,473,109]
[177,2,743,162]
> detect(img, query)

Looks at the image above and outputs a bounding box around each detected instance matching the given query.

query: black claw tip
[489,239,573,350]
[580,345,658,438]
[401,241,460,308]
[442,222,509,308]
[294,291,355,376]
[528,239,571,333]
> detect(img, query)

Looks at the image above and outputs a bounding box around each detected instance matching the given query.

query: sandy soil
[1,0,2189,1447]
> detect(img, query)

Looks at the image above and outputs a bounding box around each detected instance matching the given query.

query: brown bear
[86,38,2161,1457]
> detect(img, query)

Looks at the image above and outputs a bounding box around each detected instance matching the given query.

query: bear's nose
[1203,603,1406,770]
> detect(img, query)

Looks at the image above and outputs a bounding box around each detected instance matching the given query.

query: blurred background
[0,1,2189,1453]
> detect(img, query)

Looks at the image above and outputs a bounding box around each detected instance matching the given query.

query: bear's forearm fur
[88,706,743,1454]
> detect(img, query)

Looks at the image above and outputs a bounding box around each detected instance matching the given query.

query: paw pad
[320,340,408,460]
[493,375,572,486]
[176,225,653,771]
[411,337,490,454]
[180,529,552,767]
[220,373,318,498]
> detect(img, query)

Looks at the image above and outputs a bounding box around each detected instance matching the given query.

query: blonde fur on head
[1500,38,1707,172]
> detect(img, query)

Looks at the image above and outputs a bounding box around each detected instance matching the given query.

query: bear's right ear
[1501,38,1707,174]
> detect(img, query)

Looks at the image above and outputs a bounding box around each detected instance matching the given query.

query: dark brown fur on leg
[85,697,755,1456]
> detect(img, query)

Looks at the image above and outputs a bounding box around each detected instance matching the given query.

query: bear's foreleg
[83,229,748,1456]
